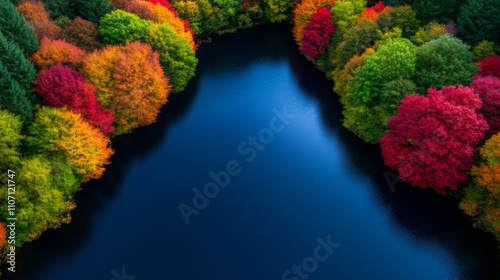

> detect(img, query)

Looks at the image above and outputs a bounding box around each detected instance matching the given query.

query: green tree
[0,0,39,56]
[413,0,460,23]
[0,110,23,172]
[145,23,198,92]
[414,34,477,93]
[412,22,447,45]
[0,62,33,125]
[388,5,420,38]
[42,0,74,19]
[172,1,203,35]
[473,40,496,61]
[99,10,153,45]
[343,38,417,143]
[331,0,367,41]
[0,32,37,101]
[457,0,500,46]
[73,0,114,22]
[336,19,380,65]
[263,0,294,23]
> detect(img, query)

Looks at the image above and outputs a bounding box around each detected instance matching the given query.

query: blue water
[13,24,500,280]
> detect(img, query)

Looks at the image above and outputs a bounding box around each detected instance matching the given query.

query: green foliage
[457,0,500,46]
[55,15,71,27]
[412,22,447,45]
[331,0,367,40]
[388,5,420,38]
[343,38,417,143]
[0,0,39,56]
[99,10,153,45]
[172,1,203,35]
[473,40,496,61]
[145,23,198,92]
[337,19,380,65]
[262,0,294,23]
[413,0,460,23]
[42,0,74,19]
[0,63,33,125]
[73,0,114,22]
[414,34,477,93]
[0,32,37,102]
[0,110,23,172]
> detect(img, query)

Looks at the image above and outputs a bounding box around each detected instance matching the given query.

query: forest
[1,0,500,263]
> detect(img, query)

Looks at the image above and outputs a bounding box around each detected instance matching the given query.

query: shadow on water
[287,28,500,279]
[10,70,202,280]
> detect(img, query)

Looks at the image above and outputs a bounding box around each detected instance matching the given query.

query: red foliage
[30,19,62,41]
[471,75,500,137]
[358,1,390,22]
[34,65,114,135]
[380,85,488,194]
[478,54,500,78]
[147,0,177,15]
[300,8,335,60]
[60,17,102,52]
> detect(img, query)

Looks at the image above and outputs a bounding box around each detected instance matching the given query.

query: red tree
[147,0,177,15]
[34,65,114,134]
[380,85,488,194]
[358,1,390,22]
[471,75,500,137]
[300,8,335,60]
[478,54,500,78]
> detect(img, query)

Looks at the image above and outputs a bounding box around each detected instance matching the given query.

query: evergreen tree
[0,0,39,56]
[0,62,33,125]
[73,0,114,22]
[457,0,500,46]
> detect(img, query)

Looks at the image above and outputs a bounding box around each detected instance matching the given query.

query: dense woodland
[1,0,500,261]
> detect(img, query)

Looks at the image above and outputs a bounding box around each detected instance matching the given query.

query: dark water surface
[10,24,500,280]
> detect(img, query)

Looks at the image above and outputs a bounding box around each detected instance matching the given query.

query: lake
[10,24,500,280]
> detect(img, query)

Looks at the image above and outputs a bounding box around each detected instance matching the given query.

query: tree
[414,34,477,93]
[0,110,23,171]
[99,10,153,45]
[457,0,500,46]
[17,1,51,21]
[142,1,197,50]
[0,32,37,99]
[263,0,294,23]
[172,1,202,35]
[460,132,500,239]
[31,38,86,70]
[471,75,500,137]
[83,42,171,135]
[336,19,379,65]
[42,0,74,19]
[0,0,39,56]
[380,85,488,194]
[412,22,447,45]
[124,0,158,22]
[388,5,420,38]
[358,1,390,22]
[34,65,114,135]
[27,106,114,182]
[59,17,103,52]
[342,38,417,143]
[293,0,337,47]
[0,223,6,248]
[472,40,495,62]
[73,0,114,22]
[332,48,374,97]
[331,0,367,41]
[412,0,460,23]
[145,23,198,92]
[300,8,336,60]
[0,63,34,125]
[477,54,500,78]
[4,155,77,244]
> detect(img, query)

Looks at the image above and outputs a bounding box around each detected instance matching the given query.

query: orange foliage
[0,223,6,248]
[83,42,171,135]
[358,1,390,22]
[471,133,500,199]
[17,1,50,21]
[293,0,337,47]
[141,1,197,50]
[31,38,86,70]
[29,107,114,182]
